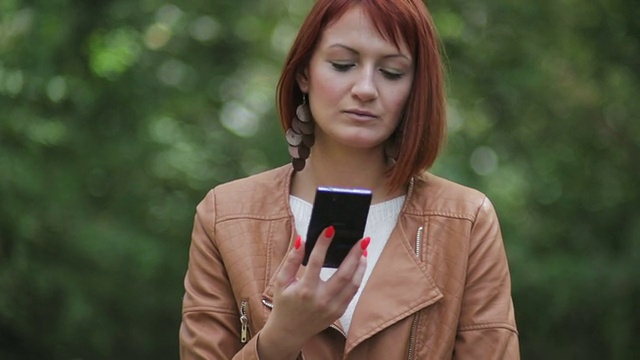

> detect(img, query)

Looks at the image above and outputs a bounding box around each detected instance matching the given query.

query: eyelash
[330,62,403,80]
[331,62,354,72]
[381,69,403,80]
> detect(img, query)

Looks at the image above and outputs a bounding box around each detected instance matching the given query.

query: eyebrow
[327,43,411,61]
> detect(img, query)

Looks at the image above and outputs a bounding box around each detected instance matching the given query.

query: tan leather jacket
[180,165,519,359]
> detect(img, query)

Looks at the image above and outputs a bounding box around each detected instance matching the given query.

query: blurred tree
[429,1,640,358]
[0,0,638,359]
[0,0,290,358]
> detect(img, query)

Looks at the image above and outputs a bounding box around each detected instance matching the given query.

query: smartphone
[302,186,372,268]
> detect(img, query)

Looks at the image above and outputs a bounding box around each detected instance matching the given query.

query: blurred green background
[1,0,638,358]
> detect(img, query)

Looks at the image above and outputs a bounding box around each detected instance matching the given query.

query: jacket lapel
[344,215,443,353]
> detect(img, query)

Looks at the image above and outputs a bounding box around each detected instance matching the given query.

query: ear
[296,67,310,93]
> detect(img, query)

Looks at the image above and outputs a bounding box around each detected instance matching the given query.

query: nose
[351,67,378,102]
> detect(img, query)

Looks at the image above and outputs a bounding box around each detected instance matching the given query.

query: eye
[330,62,355,72]
[380,69,403,80]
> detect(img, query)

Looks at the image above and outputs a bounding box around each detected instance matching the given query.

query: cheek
[387,88,411,117]
[309,65,347,102]
[311,77,343,103]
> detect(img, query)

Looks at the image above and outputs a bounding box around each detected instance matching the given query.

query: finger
[351,253,367,287]
[324,237,367,295]
[274,235,304,290]
[331,254,368,312]
[302,226,335,283]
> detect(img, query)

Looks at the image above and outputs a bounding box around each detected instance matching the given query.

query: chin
[338,137,385,150]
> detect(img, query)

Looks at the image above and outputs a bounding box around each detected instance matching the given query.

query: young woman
[179,0,519,359]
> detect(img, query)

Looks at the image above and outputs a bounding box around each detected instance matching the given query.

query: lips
[343,109,378,119]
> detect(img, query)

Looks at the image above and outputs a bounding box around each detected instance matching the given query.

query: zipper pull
[240,300,249,343]
[240,315,248,343]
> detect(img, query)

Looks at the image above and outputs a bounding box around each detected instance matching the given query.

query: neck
[290,145,405,204]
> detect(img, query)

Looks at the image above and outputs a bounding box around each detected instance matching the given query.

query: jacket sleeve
[179,190,262,360]
[453,197,520,360]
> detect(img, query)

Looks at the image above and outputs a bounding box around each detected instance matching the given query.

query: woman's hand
[257,226,368,359]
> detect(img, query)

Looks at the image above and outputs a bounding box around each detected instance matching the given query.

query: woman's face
[297,5,414,153]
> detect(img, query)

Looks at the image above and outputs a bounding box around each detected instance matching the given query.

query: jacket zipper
[415,226,424,261]
[261,298,273,309]
[407,312,421,360]
[407,226,424,359]
[240,300,249,344]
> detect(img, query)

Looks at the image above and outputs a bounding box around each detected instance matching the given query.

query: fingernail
[363,249,368,258]
[294,235,302,250]
[324,226,335,238]
[360,237,370,251]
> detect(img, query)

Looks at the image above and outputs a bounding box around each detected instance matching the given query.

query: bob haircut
[276,0,446,191]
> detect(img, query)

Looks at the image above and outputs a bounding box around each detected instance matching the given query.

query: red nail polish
[324,226,335,238]
[360,237,370,251]
[363,249,368,258]
[294,235,302,250]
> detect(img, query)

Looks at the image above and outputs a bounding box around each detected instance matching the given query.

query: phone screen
[302,187,372,268]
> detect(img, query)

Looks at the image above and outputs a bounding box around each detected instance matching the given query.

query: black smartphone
[302,186,372,268]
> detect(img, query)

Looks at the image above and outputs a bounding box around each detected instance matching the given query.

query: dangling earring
[286,94,314,171]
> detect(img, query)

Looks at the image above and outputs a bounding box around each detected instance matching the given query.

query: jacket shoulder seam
[472,195,489,223]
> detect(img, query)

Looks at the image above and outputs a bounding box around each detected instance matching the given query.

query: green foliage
[1,0,638,358]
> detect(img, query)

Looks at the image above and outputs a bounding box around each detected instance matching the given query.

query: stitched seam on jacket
[471,196,488,225]
[182,306,237,315]
[207,189,217,245]
[216,214,291,223]
[403,210,475,222]
[458,322,518,333]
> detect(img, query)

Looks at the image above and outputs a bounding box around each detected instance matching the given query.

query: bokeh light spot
[189,16,220,42]
[470,146,499,175]
[144,23,172,50]
[46,76,67,103]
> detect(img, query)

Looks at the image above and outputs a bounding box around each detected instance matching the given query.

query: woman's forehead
[318,5,411,56]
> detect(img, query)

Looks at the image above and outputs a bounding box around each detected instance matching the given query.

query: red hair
[276,0,446,190]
